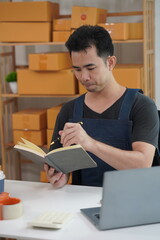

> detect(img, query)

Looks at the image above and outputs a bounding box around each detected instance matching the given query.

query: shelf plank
[108,11,143,17]
[2,93,80,98]
[113,39,143,43]
[0,42,66,46]
[0,39,143,46]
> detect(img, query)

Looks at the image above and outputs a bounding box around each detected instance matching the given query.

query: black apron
[70,88,140,186]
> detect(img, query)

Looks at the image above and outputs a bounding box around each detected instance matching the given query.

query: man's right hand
[44,163,68,188]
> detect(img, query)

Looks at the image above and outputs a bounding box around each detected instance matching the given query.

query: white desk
[0,180,160,240]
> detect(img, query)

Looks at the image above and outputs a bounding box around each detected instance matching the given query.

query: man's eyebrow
[72,64,96,69]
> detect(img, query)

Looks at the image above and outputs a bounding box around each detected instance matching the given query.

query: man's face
[71,46,111,93]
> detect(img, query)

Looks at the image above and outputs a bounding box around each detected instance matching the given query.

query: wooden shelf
[0,42,65,46]
[2,93,79,98]
[0,39,143,46]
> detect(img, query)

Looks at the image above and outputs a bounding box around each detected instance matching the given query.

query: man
[44,25,159,187]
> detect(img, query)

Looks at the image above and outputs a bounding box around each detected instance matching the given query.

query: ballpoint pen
[50,121,83,145]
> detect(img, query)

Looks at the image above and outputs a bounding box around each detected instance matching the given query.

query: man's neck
[85,84,126,114]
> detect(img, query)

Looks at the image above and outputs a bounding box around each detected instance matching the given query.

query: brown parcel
[0,1,59,22]
[53,18,71,31]
[17,69,77,95]
[52,31,71,42]
[47,105,62,129]
[29,53,72,71]
[79,64,143,94]
[12,109,47,131]
[13,129,47,146]
[0,22,51,42]
[71,6,107,29]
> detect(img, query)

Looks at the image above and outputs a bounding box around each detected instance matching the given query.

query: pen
[50,121,83,146]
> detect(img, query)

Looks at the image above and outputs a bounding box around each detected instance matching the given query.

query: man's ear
[107,56,117,71]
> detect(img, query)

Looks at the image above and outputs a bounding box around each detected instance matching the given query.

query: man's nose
[80,69,90,81]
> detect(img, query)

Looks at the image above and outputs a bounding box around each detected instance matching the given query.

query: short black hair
[65,25,114,58]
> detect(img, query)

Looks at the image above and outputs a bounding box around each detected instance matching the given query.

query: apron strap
[118,88,140,120]
[73,89,140,121]
[73,94,85,121]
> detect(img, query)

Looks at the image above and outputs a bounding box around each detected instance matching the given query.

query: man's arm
[60,122,156,169]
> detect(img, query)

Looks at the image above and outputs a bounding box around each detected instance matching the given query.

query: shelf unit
[0,0,155,180]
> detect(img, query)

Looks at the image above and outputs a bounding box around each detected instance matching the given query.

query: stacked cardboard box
[78,64,143,94]
[52,18,71,42]
[98,22,143,40]
[17,52,77,95]
[52,6,108,43]
[12,109,47,146]
[0,1,59,42]
[47,105,62,148]
[71,6,107,29]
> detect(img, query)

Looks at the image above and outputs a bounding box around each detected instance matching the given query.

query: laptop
[81,166,160,230]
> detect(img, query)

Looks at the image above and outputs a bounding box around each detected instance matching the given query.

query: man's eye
[88,68,95,71]
[74,69,81,72]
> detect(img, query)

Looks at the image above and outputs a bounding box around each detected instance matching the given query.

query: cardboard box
[98,23,129,40]
[47,129,53,148]
[0,1,59,22]
[113,64,144,89]
[17,69,77,95]
[47,105,62,129]
[128,23,143,39]
[0,22,51,42]
[78,82,87,95]
[12,109,47,130]
[53,18,71,31]
[13,129,47,146]
[52,31,71,42]
[71,6,107,29]
[29,53,72,71]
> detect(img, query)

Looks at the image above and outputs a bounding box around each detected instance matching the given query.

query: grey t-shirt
[50,90,159,151]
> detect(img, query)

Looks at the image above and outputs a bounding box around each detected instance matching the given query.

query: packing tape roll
[0,193,23,220]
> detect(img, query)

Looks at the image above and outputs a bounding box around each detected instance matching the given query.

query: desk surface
[0,180,160,240]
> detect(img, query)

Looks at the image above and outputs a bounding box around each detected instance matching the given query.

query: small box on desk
[0,22,51,42]
[47,105,62,129]
[29,53,71,71]
[71,6,107,29]
[53,18,71,31]
[0,1,59,22]
[17,69,77,95]
[113,64,144,89]
[12,109,47,130]
[13,129,47,146]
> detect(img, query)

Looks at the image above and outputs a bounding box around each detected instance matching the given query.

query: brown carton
[12,109,47,130]
[128,23,143,39]
[47,129,53,148]
[52,31,71,42]
[78,82,87,95]
[17,69,77,95]
[29,53,71,71]
[113,64,144,89]
[98,23,129,40]
[13,129,47,146]
[71,6,107,29]
[78,64,143,93]
[47,105,62,129]
[0,22,51,42]
[53,18,71,31]
[0,1,59,22]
